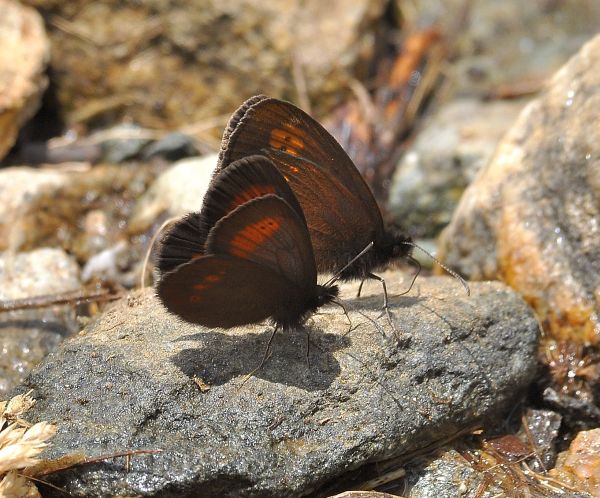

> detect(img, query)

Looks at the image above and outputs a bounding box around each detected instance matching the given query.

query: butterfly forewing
[218,95,269,162]
[217,96,386,271]
[206,194,316,291]
[265,150,379,271]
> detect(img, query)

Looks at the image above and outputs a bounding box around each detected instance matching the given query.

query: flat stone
[388,98,524,237]
[20,274,538,497]
[439,34,600,344]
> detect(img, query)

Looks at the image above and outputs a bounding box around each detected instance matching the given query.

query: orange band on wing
[229,216,282,258]
[269,126,305,156]
[228,184,276,211]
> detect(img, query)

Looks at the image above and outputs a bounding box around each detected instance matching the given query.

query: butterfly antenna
[401,241,470,296]
[324,241,374,287]
[140,216,180,290]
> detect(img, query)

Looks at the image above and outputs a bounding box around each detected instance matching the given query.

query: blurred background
[2,2,600,495]
[3,0,600,250]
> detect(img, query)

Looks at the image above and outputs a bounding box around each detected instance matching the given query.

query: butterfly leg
[305,327,311,368]
[366,272,397,333]
[331,299,354,335]
[356,279,366,298]
[239,326,278,388]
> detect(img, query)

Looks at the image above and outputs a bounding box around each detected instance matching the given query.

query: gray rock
[142,132,199,161]
[0,248,81,396]
[100,124,153,163]
[438,34,600,344]
[0,167,69,251]
[388,98,523,237]
[411,0,600,97]
[20,275,538,497]
[0,248,80,300]
[525,408,562,472]
[128,154,217,234]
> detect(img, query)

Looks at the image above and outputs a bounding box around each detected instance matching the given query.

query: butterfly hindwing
[206,194,316,291]
[157,212,208,275]
[157,155,305,276]
[201,155,306,231]
[157,254,295,328]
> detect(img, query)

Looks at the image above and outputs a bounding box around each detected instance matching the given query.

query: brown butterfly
[160,96,413,294]
[157,156,338,329]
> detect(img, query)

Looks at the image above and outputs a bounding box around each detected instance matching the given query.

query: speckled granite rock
[20,274,538,497]
[438,34,600,344]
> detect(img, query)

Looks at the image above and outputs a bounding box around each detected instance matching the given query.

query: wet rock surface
[20,275,538,497]
[403,448,591,498]
[405,449,503,497]
[439,34,600,344]
[388,98,524,237]
[0,248,81,396]
[551,428,600,495]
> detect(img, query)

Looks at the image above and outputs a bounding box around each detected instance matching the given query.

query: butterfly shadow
[171,324,350,391]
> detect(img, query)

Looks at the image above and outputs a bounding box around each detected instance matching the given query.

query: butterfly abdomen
[271,284,338,330]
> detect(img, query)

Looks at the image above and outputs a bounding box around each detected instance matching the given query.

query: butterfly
[216,96,416,282]
[156,155,339,330]
[159,96,414,300]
